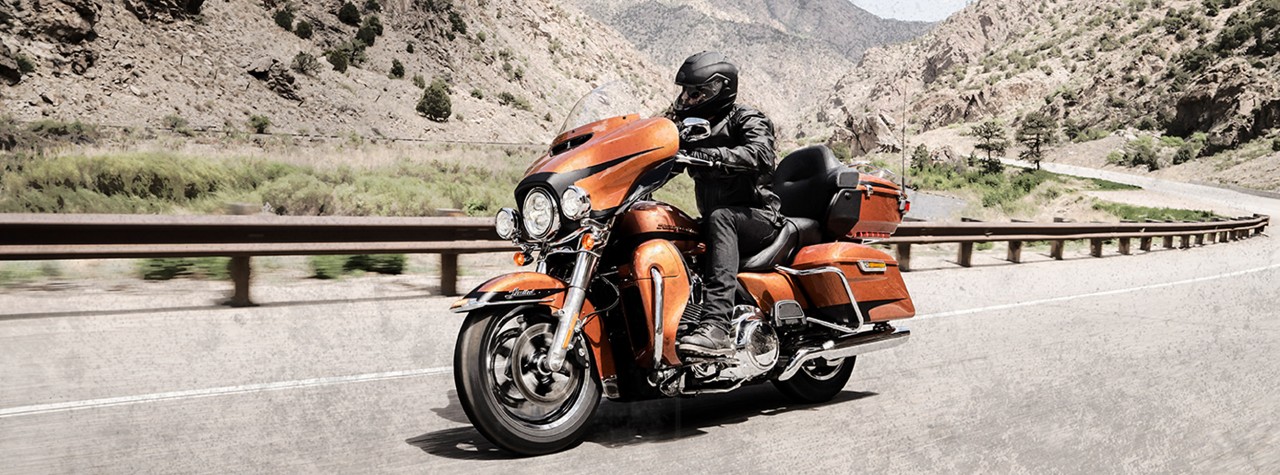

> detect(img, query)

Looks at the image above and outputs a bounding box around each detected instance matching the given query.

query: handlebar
[674,153,716,168]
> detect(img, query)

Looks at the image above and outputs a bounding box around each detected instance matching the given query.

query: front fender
[450,272,569,313]
[449,272,616,381]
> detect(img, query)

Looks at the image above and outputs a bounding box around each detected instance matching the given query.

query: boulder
[32,0,101,43]
[124,0,204,21]
[246,57,301,102]
[842,110,902,157]
[0,45,22,85]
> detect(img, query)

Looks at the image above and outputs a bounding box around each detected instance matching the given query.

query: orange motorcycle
[450,84,915,455]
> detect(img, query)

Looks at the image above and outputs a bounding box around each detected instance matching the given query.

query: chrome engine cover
[718,306,780,381]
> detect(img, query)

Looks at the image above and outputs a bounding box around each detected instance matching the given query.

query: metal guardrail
[0,213,1269,305]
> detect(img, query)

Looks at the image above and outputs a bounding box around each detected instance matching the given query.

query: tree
[417,78,452,122]
[971,120,1009,174]
[273,6,295,31]
[294,20,313,39]
[1016,112,1057,169]
[324,49,349,73]
[337,1,360,25]
[389,59,404,79]
[248,115,271,134]
[910,144,931,170]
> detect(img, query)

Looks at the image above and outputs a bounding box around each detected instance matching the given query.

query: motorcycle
[450,83,915,455]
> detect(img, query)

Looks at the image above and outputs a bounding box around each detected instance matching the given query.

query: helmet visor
[676,79,725,110]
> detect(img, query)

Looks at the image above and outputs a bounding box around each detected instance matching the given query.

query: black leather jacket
[680,104,784,226]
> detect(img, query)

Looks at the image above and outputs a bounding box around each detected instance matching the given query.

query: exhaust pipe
[776,327,910,381]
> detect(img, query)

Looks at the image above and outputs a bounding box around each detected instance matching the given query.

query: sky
[849,0,972,22]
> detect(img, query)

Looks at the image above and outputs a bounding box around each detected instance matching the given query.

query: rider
[670,51,783,357]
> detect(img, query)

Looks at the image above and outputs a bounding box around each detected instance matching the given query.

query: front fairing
[517,116,680,222]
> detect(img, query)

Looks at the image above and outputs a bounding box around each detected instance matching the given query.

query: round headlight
[495,208,518,240]
[561,186,592,220]
[522,189,558,239]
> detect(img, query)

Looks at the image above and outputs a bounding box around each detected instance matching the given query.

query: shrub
[357,16,383,45]
[291,52,321,76]
[412,74,426,88]
[16,54,36,74]
[910,144,931,170]
[389,59,404,79]
[1273,136,1280,152]
[294,20,313,39]
[1123,136,1160,170]
[248,115,271,134]
[161,114,194,136]
[273,6,294,31]
[309,255,348,279]
[496,91,531,111]
[346,254,406,274]
[448,10,467,34]
[363,0,381,12]
[139,257,230,280]
[469,88,484,99]
[338,1,360,25]
[406,42,415,54]
[325,49,349,72]
[417,78,452,122]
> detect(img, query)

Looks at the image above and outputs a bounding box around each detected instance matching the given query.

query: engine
[698,306,780,382]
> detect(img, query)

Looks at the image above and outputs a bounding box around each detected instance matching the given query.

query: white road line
[3,261,1277,419]
[0,367,451,419]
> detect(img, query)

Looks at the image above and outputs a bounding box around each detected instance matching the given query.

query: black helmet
[673,51,738,121]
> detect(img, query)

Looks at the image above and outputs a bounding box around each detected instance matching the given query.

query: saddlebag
[789,242,915,323]
[824,169,905,240]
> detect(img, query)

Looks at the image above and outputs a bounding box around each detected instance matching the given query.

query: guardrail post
[1179,235,1191,249]
[1162,236,1174,249]
[1089,239,1103,257]
[228,255,254,307]
[1195,234,1205,246]
[958,242,974,267]
[1118,238,1131,255]
[895,244,912,272]
[441,253,460,296]
[1050,240,1065,260]
[1006,241,1023,263]
[1220,231,1230,242]
[1208,232,1217,244]
[1140,237,1152,252]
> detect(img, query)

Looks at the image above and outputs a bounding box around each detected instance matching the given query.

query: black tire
[773,356,855,403]
[453,307,601,456]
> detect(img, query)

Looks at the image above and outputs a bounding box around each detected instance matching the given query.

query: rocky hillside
[566,0,932,131]
[0,0,669,143]
[806,0,1280,161]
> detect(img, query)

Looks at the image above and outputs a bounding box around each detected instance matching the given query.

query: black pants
[697,207,780,330]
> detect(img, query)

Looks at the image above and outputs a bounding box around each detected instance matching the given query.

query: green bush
[273,6,294,31]
[325,49,349,72]
[161,114,194,136]
[448,10,467,34]
[248,115,271,134]
[294,20,313,39]
[338,1,360,25]
[292,51,321,76]
[406,42,415,54]
[309,255,348,279]
[417,78,452,122]
[139,257,230,280]
[1273,136,1280,151]
[357,16,383,45]
[363,0,381,12]
[389,59,404,79]
[16,54,36,74]
[308,254,405,278]
[1092,201,1220,221]
[470,88,484,99]
[496,92,531,111]
[412,74,426,88]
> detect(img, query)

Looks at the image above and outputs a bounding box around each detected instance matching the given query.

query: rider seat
[739,146,839,272]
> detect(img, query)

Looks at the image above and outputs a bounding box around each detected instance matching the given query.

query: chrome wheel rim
[484,313,586,429]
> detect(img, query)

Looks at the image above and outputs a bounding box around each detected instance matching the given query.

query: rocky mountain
[0,0,670,143]
[566,0,933,132]
[807,0,1280,159]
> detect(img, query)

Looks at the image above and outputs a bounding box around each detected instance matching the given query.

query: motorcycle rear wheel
[773,356,855,403]
[453,307,601,455]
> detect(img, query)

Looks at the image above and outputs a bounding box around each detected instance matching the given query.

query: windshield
[558,81,648,135]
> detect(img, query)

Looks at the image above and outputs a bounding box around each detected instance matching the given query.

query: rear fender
[450,272,615,381]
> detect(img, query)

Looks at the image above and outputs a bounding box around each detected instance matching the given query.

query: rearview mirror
[680,117,712,142]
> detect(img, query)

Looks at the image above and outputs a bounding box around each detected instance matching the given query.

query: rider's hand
[681,149,720,169]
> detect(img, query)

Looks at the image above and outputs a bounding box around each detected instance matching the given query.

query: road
[2,216,1277,473]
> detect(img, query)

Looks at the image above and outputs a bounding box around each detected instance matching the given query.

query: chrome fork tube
[544,250,598,372]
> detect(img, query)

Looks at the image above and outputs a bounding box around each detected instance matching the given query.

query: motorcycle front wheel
[453,307,601,455]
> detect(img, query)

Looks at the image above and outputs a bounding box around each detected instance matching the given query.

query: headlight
[495,208,518,240]
[522,188,558,239]
[561,186,592,220]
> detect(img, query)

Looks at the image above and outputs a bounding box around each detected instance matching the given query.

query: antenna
[900,82,909,194]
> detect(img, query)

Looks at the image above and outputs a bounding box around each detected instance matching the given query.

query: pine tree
[1016,112,1057,170]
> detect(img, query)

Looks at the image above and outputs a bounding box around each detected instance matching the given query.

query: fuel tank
[614,201,703,254]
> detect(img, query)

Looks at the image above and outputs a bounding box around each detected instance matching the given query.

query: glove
[681,148,719,169]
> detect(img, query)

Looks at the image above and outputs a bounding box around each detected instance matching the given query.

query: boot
[677,321,733,357]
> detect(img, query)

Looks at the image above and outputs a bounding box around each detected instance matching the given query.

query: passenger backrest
[773,145,839,220]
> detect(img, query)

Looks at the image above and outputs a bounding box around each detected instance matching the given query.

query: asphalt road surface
[2,175,1277,473]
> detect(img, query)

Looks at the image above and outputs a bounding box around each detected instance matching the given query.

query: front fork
[542,250,599,372]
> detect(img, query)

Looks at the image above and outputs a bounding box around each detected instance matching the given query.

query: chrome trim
[806,316,859,335]
[651,267,665,369]
[777,327,910,381]
[521,187,560,241]
[776,266,866,329]
[450,297,554,314]
[561,186,592,220]
[544,250,597,372]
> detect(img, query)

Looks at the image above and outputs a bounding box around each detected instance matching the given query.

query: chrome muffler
[776,326,911,381]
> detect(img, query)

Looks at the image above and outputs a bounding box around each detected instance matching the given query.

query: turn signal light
[513,252,528,266]
[581,233,596,251]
